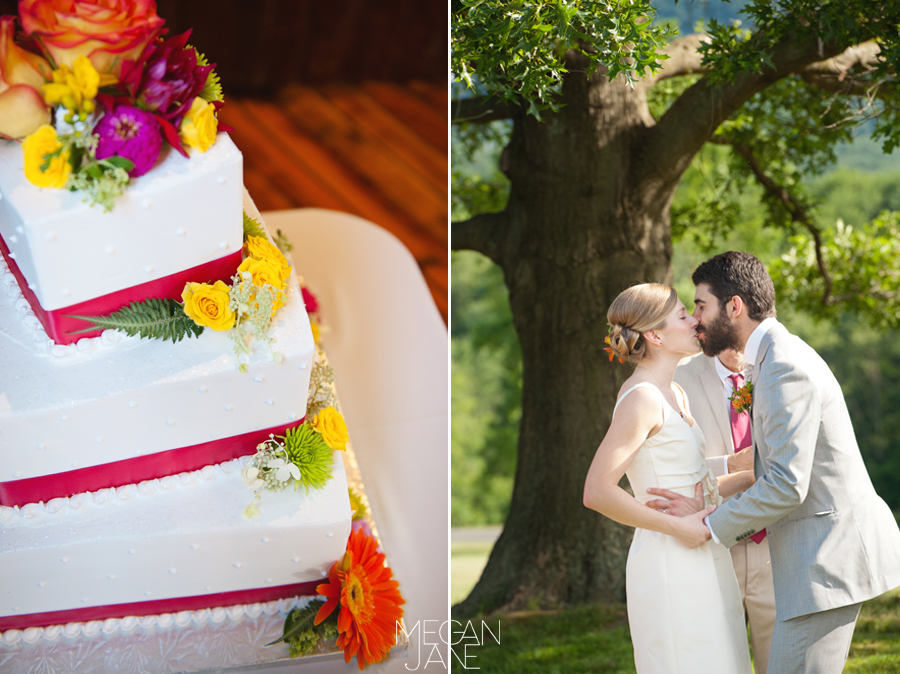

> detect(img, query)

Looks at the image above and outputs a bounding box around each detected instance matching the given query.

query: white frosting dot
[218,241,228,250]
[210,432,218,439]
[60,557,69,563]
[145,591,152,597]
[266,399,273,405]
[321,571,328,577]
[299,362,307,370]
[224,405,232,412]
[166,420,175,427]
[264,578,272,584]
[326,532,333,538]
[12,471,22,479]
[233,562,242,569]
[191,544,200,551]
[198,386,207,393]
[7,235,16,243]
[95,437,103,443]
[71,461,80,468]
[128,549,136,555]
[288,413,296,421]
[176,228,185,236]
[46,233,57,241]
[38,582,46,588]
[169,569,177,575]
[62,289,71,297]
[61,414,69,421]
[144,265,154,274]
[6,252,15,260]
[217,176,227,184]
[108,575,116,580]
[261,538,269,544]
[291,557,300,563]
[127,401,137,409]
[253,376,263,383]
[105,246,115,254]
[141,200,151,209]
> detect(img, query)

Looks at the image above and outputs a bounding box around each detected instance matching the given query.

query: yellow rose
[42,55,112,116]
[22,125,71,188]
[181,280,235,331]
[244,235,291,285]
[179,96,218,152]
[237,256,287,313]
[310,320,320,344]
[312,407,349,451]
[0,16,52,139]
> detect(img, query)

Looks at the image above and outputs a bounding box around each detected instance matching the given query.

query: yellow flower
[179,96,218,152]
[41,55,112,117]
[244,235,291,285]
[310,320,320,344]
[22,125,71,188]
[312,406,349,451]
[181,280,235,331]
[237,256,287,313]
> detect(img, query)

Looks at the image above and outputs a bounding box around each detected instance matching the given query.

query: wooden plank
[220,101,352,212]
[236,99,447,266]
[408,81,447,114]
[278,85,447,242]
[363,82,447,153]
[242,161,295,212]
[322,87,447,192]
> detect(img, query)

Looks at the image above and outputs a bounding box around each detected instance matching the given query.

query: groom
[674,251,900,674]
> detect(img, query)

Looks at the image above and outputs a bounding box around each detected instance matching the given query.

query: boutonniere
[729,379,753,414]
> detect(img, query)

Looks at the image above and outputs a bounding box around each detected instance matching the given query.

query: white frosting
[0,202,316,482]
[0,452,351,617]
[0,595,314,644]
[0,134,244,311]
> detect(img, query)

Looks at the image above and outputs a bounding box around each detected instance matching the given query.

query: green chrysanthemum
[348,488,367,521]
[283,425,334,494]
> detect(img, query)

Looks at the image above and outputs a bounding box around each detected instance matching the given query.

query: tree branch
[799,40,882,96]
[451,211,507,265]
[452,95,514,124]
[727,141,834,305]
[637,34,712,91]
[644,32,847,189]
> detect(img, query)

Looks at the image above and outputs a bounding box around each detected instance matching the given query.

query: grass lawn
[451,540,900,673]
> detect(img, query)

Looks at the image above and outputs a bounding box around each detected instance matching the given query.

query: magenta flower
[95,105,162,177]
[119,30,213,124]
[301,287,319,314]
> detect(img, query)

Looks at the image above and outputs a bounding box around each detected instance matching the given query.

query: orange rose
[19,0,165,77]
[0,16,51,138]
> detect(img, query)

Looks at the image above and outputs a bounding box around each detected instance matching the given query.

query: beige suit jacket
[674,353,733,477]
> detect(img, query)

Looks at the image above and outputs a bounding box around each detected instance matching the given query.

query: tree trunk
[453,64,680,617]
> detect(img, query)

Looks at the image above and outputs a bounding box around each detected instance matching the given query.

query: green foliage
[67,298,204,342]
[243,212,267,241]
[63,132,132,212]
[283,425,334,495]
[452,0,676,117]
[268,600,339,657]
[273,228,294,253]
[451,252,521,526]
[194,49,224,103]
[451,121,511,221]
[773,212,900,330]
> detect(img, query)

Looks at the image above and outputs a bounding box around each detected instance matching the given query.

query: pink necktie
[729,373,766,544]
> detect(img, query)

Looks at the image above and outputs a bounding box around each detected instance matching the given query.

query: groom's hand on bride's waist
[645,481,704,517]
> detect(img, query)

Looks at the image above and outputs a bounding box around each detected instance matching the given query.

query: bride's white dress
[615,382,752,674]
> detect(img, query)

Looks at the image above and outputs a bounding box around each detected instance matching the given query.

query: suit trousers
[768,602,861,674]
[731,536,776,674]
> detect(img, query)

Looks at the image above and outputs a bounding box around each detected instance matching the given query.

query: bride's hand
[645,481,705,517]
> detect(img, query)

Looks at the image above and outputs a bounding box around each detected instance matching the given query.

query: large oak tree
[451,0,900,617]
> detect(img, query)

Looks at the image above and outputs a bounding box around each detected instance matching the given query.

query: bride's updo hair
[607,284,679,363]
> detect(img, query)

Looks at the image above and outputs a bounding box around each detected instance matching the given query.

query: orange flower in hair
[604,335,625,364]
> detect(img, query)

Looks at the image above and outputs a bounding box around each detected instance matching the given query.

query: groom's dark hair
[692,251,777,320]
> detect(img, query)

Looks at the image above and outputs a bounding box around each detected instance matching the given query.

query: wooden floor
[221,81,447,323]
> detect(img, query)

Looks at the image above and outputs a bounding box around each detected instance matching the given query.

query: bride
[583,283,753,674]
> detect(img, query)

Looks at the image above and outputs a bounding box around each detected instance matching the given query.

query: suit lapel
[749,325,780,476]
[700,356,734,452]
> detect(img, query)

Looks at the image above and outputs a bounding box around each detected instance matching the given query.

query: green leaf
[66,297,205,342]
[243,211,266,241]
[103,156,136,171]
[266,600,326,647]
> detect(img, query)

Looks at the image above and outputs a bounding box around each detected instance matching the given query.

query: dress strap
[613,382,662,417]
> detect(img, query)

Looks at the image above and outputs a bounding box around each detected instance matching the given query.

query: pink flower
[119,29,211,124]
[94,104,161,176]
[301,286,319,314]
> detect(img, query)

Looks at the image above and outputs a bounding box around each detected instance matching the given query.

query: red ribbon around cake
[0,419,304,508]
[0,234,242,346]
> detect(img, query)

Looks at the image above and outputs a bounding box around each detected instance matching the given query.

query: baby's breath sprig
[228,271,285,371]
[307,361,336,418]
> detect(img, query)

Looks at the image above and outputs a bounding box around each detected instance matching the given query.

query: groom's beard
[697,308,741,357]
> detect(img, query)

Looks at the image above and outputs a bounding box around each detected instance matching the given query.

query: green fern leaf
[244,211,266,241]
[266,600,326,647]
[66,298,205,343]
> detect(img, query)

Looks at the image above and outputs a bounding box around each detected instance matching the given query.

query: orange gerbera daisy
[314,528,405,669]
